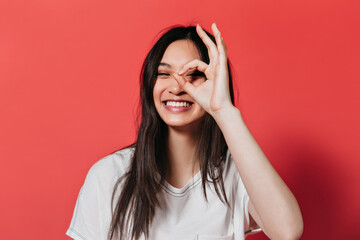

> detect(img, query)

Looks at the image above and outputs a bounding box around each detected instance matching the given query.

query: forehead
[159,40,201,67]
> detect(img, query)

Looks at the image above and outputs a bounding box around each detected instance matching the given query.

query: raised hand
[173,23,234,117]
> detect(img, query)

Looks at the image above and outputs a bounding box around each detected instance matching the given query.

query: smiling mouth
[163,101,193,108]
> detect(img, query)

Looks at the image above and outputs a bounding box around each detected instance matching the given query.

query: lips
[162,100,194,112]
[164,100,193,107]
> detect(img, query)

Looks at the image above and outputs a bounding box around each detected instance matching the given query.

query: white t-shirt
[66,147,261,240]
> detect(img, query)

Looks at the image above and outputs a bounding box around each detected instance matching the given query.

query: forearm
[213,106,303,239]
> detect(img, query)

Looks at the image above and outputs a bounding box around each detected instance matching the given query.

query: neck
[165,126,200,188]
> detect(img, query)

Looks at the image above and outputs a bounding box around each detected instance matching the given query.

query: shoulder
[83,147,135,190]
[90,147,134,175]
[66,147,135,240]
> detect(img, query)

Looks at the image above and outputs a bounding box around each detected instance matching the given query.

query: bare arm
[213,106,303,240]
[173,23,303,239]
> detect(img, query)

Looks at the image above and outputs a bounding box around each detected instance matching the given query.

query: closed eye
[157,72,170,78]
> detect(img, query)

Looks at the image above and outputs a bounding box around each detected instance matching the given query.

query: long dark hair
[108,25,235,240]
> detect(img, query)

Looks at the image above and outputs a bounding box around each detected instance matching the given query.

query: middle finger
[196,24,219,62]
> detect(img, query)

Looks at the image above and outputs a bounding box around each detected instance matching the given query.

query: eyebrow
[159,62,172,68]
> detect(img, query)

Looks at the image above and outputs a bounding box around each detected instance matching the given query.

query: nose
[168,75,185,95]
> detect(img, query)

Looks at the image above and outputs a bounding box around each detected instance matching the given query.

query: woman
[66,23,303,240]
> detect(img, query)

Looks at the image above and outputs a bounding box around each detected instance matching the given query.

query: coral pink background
[1,0,359,239]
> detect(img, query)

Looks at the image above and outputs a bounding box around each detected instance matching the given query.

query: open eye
[186,70,205,80]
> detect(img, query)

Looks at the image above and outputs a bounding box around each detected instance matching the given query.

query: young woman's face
[153,40,207,130]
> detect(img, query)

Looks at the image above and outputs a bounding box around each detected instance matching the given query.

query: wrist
[211,105,242,126]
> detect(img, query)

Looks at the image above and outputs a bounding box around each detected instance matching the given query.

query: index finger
[172,73,197,97]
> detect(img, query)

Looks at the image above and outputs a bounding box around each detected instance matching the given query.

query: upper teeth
[166,101,191,107]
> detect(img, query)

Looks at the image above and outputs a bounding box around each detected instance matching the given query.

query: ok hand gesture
[173,23,234,117]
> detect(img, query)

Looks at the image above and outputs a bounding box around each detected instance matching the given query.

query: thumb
[172,73,196,97]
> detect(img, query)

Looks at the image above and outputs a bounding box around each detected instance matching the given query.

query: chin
[163,116,206,131]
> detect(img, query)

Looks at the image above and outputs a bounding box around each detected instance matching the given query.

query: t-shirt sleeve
[66,165,104,240]
[66,149,133,240]
[230,155,262,239]
[243,191,262,236]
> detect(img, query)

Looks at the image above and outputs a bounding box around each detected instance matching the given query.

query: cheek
[153,80,161,98]
[153,79,165,105]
